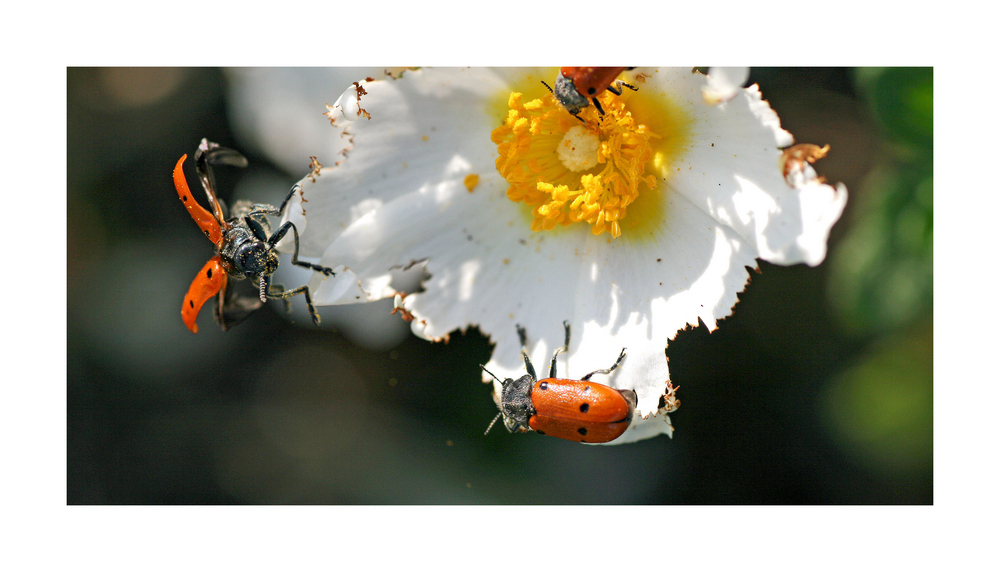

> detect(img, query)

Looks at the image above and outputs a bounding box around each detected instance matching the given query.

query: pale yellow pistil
[492,90,659,238]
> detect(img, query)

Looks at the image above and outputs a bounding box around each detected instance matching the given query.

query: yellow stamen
[492,88,661,238]
[463,173,480,192]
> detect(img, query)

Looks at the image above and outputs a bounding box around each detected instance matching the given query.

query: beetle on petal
[483,321,637,443]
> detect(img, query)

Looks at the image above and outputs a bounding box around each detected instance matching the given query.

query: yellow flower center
[491,88,660,238]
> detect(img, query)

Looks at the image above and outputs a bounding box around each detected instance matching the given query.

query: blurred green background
[67,67,932,504]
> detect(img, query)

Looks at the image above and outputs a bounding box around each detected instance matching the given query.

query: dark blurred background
[67,67,932,504]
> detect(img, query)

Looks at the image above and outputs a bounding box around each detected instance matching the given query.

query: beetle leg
[245,216,269,242]
[581,348,627,381]
[591,97,605,116]
[274,183,303,217]
[606,80,638,96]
[548,320,571,378]
[516,324,537,381]
[247,203,282,218]
[267,282,321,326]
[268,221,336,276]
[264,279,293,313]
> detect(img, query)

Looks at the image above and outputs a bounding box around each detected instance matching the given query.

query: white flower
[224,67,420,351]
[702,67,750,105]
[268,67,847,444]
[226,68,385,175]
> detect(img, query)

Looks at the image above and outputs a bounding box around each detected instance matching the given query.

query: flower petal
[643,71,845,267]
[266,68,846,444]
[702,66,750,104]
[226,67,386,175]
[282,68,520,260]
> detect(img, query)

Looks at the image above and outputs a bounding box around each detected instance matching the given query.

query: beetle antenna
[259,276,267,302]
[481,365,506,435]
[484,411,503,436]
[480,364,503,383]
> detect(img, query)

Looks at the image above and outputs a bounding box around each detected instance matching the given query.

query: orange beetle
[550,67,637,118]
[174,138,335,333]
[483,321,636,443]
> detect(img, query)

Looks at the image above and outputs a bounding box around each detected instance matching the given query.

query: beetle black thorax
[554,74,590,116]
[499,374,537,433]
[217,220,278,280]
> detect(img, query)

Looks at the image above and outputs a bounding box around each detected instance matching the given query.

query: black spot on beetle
[182,195,188,202]
[579,403,590,413]
[206,268,213,279]
[539,382,549,390]
[536,430,546,435]
[188,299,194,308]
[577,427,588,436]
